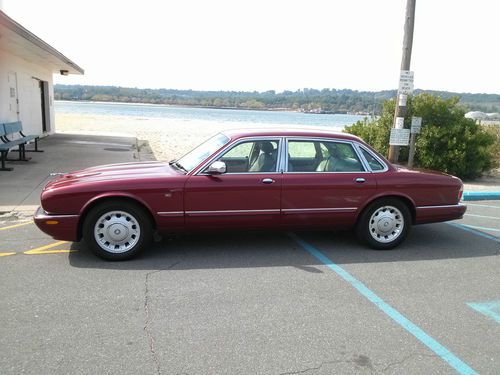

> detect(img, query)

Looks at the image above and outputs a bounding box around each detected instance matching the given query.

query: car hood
[44,161,180,190]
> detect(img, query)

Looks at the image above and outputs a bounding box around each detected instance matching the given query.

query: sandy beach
[56,113,292,162]
[56,113,247,162]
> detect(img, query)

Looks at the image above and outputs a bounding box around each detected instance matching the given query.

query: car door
[282,138,376,228]
[184,138,283,229]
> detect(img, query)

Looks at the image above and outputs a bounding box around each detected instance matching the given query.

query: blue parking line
[467,301,500,324]
[460,224,500,232]
[289,232,478,375]
[447,223,500,243]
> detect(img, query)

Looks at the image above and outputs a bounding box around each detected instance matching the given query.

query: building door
[7,72,19,121]
[39,80,50,132]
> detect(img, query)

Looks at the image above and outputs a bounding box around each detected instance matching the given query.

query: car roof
[221,127,364,143]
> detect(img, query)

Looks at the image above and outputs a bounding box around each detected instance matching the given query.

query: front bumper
[33,206,81,241]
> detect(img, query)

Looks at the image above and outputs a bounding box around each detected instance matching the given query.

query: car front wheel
[83,201,152,260]
[356,198,411,250]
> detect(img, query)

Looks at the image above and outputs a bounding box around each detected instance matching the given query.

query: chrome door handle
[355,178,366,183]
[262,178,275,184]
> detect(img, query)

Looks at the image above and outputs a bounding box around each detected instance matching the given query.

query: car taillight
[458,186,463,202]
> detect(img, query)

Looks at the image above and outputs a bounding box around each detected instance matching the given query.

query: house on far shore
[0,10,83,136]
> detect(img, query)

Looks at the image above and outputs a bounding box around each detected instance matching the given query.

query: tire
[356,198,411,250]
[83,200,153,260]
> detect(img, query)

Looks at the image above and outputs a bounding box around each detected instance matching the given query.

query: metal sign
[389,128,410,146]
[398,94,407,107]
[395,117,405,129]
[411,116,422,133]
[399,70,414,95]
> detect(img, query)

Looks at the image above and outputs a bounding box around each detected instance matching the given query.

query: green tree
[344,94,497,180]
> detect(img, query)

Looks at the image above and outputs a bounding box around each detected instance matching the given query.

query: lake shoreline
[54,100,369,116]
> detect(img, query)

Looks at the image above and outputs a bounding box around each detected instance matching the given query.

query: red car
[34,128,466,260]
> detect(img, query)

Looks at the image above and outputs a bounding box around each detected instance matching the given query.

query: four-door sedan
[34,128,466,260]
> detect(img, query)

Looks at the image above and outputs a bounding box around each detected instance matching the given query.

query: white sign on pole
[398,70,414,95]
[398,94,407,107]
[389,128,410,146]
[395,117,405,129]
[411,116,422,133]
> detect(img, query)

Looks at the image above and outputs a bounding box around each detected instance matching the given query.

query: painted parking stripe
[0,221,33,231]
[464,213,500,220]
[456,223,500,233]
[289,232,478,375]
[461,224,500,232]
[447,223,500,243]
[24,241,75,255]
[0,252,16,257]
[467,301,500,324]
[465,203,500,209]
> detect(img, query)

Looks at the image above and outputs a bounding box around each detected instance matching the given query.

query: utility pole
[388,0,416,163]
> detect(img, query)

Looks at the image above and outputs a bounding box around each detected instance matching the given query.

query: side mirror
[207,161,226,174]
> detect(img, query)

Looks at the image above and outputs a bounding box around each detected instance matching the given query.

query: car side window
[287,140,364,172]
[217,140,279,173]
[360,148,385,171]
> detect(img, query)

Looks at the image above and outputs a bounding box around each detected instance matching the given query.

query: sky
[2,0,500,94]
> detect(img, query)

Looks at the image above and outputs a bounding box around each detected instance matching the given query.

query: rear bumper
[415,203,467,225]
[33,206,80,241]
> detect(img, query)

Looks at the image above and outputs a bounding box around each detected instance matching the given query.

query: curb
[462,191,500,201]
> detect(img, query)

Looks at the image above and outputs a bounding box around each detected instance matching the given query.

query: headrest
[260,142,275,154]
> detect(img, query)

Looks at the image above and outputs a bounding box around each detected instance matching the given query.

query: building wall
[0,49,55,137]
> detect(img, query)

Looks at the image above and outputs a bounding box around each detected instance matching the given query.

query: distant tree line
[54,84,500,114]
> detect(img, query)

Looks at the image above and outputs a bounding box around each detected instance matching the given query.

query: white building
[0,10,83,136]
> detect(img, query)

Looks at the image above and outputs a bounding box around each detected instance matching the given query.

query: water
[55,101,365,129]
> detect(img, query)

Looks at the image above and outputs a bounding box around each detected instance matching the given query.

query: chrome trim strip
[157,211,184,217]
[34,208,79,219]
[282,207,357,214]
[36,214,80,219]
[416,204,466,209]
[186,209,280,217]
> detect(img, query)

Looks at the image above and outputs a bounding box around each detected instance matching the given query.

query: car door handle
[262,178,275,184]
[355,178,366,183]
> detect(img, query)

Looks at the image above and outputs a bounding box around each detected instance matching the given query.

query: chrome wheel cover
[368,205,404,243]
[94,211,141,253]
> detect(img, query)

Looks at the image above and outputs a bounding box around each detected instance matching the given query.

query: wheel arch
[77,193,157,240]
[357,194,416,225]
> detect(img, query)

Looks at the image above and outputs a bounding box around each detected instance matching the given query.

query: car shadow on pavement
[67,223,499,271]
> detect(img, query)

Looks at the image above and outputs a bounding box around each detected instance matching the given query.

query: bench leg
[25,138,44,152]
[6,146,31,162]
[0,151,13,171]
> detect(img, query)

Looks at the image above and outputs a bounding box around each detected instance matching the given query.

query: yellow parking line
[0,221,33,231]
[24,241,76,255]
[0,252,16,257]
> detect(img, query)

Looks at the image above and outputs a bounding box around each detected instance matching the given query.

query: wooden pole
[388,0,416,163]
[408,132,416,167]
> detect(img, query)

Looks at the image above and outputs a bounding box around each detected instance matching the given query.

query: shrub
[344,94,497,180]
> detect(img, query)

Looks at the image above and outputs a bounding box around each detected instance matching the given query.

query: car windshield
[174,133,230,172]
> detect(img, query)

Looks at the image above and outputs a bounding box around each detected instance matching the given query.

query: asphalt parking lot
[0,134,499,374]
[0,200,498,374]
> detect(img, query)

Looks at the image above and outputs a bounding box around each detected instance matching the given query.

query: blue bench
[0,121,43,171]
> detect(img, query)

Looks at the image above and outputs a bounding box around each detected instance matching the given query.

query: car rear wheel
[356,198,411,250]
[83,201,152,260]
